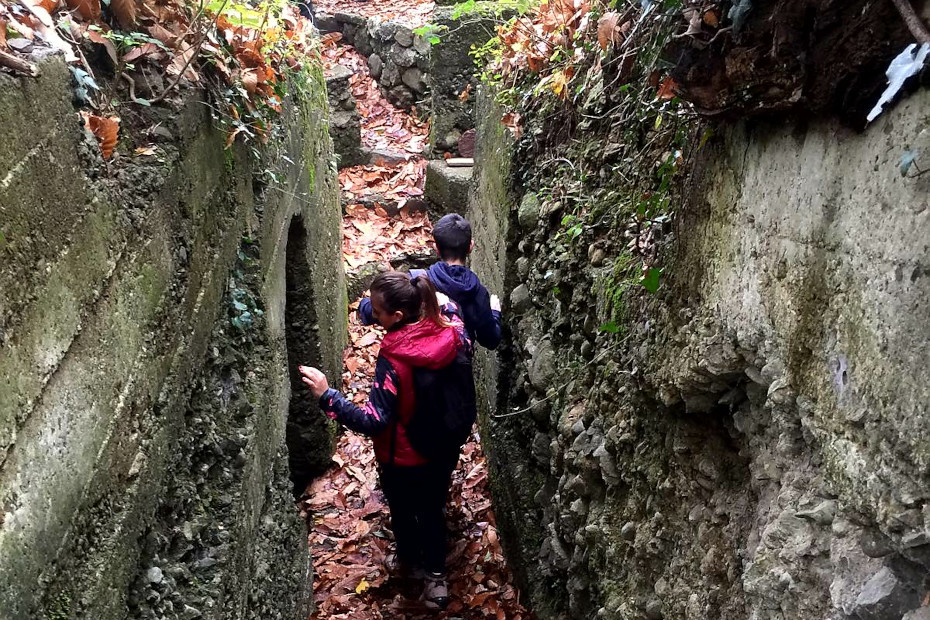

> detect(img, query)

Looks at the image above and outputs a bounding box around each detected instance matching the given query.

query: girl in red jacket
[298,271,470,609]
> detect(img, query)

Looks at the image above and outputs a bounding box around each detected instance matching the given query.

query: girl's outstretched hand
[298,366,329,399]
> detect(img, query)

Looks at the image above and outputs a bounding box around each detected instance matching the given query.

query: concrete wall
[0,59,345,619]
[470,83,930,619]
[325,64,366,168]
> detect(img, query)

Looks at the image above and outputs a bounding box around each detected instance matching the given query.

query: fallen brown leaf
[597,11,621,50]
[64,0,100,21]
[110,0,136,30]
[80,111,119,159]
[657,75,678,100]
[85,28,118,65]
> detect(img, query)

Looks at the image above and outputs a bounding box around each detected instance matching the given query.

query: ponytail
[370,271,449,328]
[412,275,446,327]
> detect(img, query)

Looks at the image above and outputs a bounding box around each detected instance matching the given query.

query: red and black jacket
[318,304,471,466]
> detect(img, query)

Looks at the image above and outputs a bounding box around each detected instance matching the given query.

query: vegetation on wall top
[0,0,324,159]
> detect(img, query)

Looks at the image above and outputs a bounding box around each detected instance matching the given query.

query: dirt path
[300,14,533,620]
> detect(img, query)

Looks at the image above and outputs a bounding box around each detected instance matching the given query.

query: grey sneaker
[421,572,449,609]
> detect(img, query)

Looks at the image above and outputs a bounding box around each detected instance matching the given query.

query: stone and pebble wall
[315,11,430,110]
[426,6,496,156]
[468,79,930,620]
[325,63,366,168]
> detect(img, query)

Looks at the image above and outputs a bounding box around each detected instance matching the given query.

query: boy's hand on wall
[298,366,329,399]
[490,294,501,312]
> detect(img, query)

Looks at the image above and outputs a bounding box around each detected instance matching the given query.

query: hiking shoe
[421,572,450,609]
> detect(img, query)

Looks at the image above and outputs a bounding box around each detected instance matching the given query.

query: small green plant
[412,24,447,45]
[558,214,584,241]
[639,266,662,293]
[91,26,170,52]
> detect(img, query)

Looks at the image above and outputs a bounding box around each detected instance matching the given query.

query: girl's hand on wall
[298,366,329,399]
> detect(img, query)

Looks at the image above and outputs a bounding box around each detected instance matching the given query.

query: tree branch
[890,0,930,45]
[0,49,39,76]
[142,0,228,105]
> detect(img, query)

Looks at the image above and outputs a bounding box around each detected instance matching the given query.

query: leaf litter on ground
[314,0,435,29]
[301,430,533,620]
[321,42,429,154]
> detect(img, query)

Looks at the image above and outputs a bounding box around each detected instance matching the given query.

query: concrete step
[424,158,474,216]
[341,193,429,217]
[346,249,438,302]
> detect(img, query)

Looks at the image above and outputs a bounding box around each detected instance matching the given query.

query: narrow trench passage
[295,3,533,617]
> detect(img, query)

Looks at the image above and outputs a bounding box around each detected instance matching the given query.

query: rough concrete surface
[469,81,930,620]
[0,59,345,619]
[425,159,473,216]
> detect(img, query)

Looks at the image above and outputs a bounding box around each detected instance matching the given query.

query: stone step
[341,193,428,217]
[424,158,473,216]
[346,249,438,302]
[361,146,416,167]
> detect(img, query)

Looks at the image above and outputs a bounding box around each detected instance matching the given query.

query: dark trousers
[379,453,458,574]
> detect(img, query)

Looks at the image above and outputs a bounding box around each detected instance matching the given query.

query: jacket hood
[428,263,480,301]
[380,318,458,370]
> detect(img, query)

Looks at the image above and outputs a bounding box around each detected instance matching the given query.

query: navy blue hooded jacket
[358,263,502,350]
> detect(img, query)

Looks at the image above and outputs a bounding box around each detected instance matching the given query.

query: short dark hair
[432,214,472,261]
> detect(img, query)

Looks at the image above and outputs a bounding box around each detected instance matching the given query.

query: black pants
[379,453,458,574]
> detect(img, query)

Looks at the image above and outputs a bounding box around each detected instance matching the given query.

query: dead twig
[121,71,143,104]
[0,49,39,76]
[141,0,229,105]
[890,0,930,45]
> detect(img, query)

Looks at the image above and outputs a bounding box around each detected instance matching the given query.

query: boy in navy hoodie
[359,213,503,350]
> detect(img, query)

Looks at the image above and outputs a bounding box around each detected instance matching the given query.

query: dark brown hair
[370,271,445,328]
[432,213,472,262]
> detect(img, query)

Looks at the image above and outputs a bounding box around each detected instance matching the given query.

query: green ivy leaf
[598,322,620,333]
[640,267,662,293]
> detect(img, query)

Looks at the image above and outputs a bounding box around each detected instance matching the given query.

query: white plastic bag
[867,43,930,123]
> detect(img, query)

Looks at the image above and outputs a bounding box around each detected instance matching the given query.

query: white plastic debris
[867,43,930,123]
